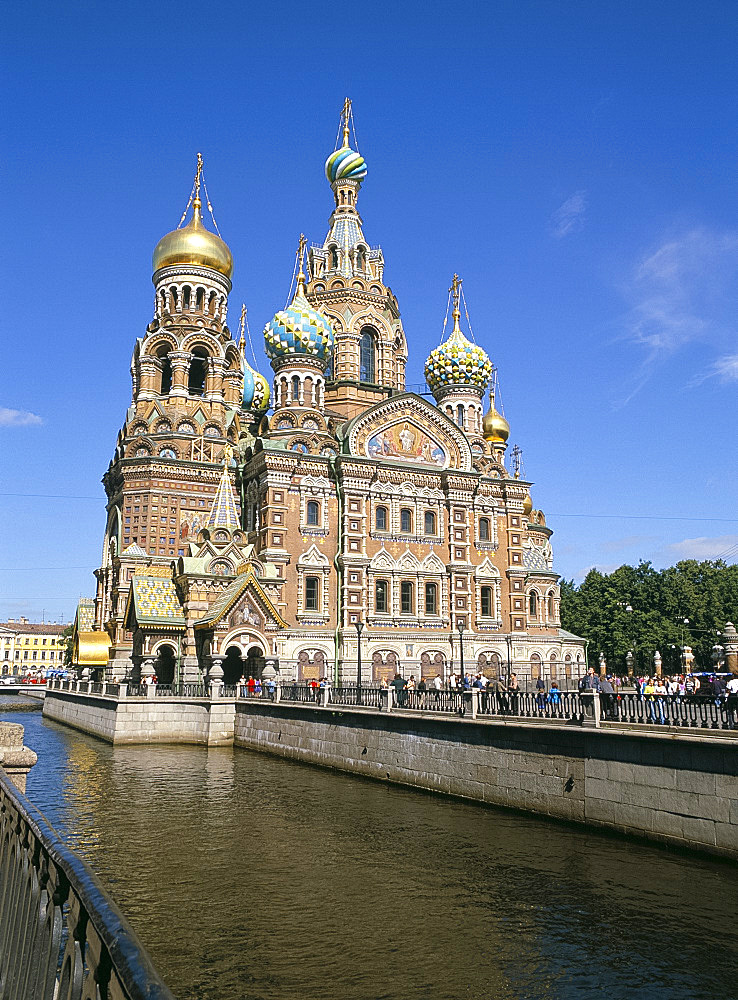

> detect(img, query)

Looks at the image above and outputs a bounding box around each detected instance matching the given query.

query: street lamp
[354,620,364,705]
[457,619,465,688]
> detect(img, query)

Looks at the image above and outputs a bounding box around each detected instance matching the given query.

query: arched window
[329,245,339,269]
[457,404,464,427]
[291,375,300,402]
[196,287,205,310]
[325,349,335,381]
[188,348,208,396]
[400,508,412,533]
[529,592,538,617]
[306,500,320,526]
[400,581,414,614]
[375,580,388,613]
[156,345,172,395]
[479,517,490,541]
[481,586,493,617]
[530,652,542,680]
[359,327,376,383]
[424,511,436,535]
[356,247,366,271]
[547,592,555,619]
[425,582,438,615]
[305,576,319,612]
[375,505,388,531]
[182,285,191,310]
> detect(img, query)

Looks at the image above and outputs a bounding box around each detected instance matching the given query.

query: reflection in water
[7,705,738,1000]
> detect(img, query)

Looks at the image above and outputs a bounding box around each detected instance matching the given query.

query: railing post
[118,683,127,698]
[580,691,601,728]
[465,689,478,719]
[380,688,392,712]
[321,683,330,708]
[274,681,281,704]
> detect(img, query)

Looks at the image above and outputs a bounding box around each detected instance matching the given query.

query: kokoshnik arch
[75,101,586,686]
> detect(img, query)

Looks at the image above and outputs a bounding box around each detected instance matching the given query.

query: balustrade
[0,768,174,1000]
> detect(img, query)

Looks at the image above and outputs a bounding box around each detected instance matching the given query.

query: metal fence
[329,686,384,708]
[607,692,736,730]
[403,689,465,713]
[0,767,174,1000]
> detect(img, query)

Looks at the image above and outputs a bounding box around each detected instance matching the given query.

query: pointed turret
[207,446,239,530]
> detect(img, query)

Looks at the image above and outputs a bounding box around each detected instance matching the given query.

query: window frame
[375,505,388,532]
[400,508,413,534]
[375,579,389,614]
[400,581,414,614]
[305,576,320,612]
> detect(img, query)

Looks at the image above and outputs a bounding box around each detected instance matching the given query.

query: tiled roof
[206,465,239,530]
[76,599,95,631]
[0,622,68,635]
[128,575,185,628]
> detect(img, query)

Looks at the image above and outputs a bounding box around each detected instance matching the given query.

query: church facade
[82,104,586,686]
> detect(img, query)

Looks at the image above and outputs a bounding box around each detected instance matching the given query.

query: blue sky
[2,0,738,623]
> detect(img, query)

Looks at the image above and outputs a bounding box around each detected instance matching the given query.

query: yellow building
[0,618,69,675]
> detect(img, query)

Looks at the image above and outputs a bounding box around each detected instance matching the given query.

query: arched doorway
[155,644,176,685]
[530,653,542,681]
[223,646,244,684]
[245,645,265,679]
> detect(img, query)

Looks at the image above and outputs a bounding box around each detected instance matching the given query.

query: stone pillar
[321,682,330,708]
[209,657,224,698]
[169,352,190,399]
[0,722,38,794]
[653,650,662,677]
[598,652,606,678]
[722,622,738,676]
[465,689,477,719]
[380,688,392,712]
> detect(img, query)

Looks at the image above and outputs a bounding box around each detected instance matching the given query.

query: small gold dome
[522,494,533,516]
[482,403,510,443]
[153,198,233,279]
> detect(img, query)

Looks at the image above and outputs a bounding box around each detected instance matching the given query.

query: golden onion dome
[482,401,510,443]
[153,196,233,279]
[522,494,533,516]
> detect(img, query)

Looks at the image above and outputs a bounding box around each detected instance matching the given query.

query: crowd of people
[236,666,738,726]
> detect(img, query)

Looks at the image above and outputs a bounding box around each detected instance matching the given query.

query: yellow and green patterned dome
[263,278,334,364]
[425,320,493,393]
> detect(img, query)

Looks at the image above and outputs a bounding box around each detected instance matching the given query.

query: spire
[238,303,247,363]
[296,233,308,296]
[451,273,462,333]
[207,446,239,530]
[341,97,352,148]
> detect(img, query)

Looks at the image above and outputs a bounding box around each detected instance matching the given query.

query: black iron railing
[403,689,465,713]
[329,686,383,708]
[0,768,175,1000]
[607,692,734,730]
[279,684,323,704]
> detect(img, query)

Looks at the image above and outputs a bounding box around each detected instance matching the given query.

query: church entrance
[245,645,265,679]
[223,646,244,684]
[155,644,176,685]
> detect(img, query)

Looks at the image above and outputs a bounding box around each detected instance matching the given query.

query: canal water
[4,698,737,1000]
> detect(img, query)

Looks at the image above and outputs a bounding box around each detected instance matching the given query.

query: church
[79,101,586,686]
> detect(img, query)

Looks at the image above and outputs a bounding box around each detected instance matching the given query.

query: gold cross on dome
[342,97,352,146]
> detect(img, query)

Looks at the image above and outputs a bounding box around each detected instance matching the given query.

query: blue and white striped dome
[325,145,367,183]
[263,287,334,364]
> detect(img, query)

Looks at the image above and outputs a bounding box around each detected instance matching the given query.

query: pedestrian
[391,672,406,707]
[508,673,520,715]
[535,675,546,712]
[247,674,256,697]
[725,674,738,728]
[548,680,561,712]
[600,675,615,720]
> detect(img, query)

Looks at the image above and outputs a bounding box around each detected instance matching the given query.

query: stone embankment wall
[43,690,235,746]
[234,702,738,860]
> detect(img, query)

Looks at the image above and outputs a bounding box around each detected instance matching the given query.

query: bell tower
[94,155,244,679]
[307,99,407,419]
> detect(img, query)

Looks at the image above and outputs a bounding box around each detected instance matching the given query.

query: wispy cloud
[620,227,738,401]
[693,351,738,385]
[550,191,587,238]
[0,407,43,428]
[662,534,738,563]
